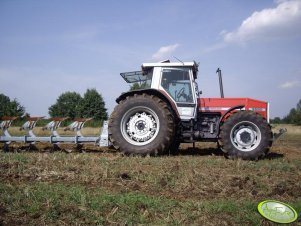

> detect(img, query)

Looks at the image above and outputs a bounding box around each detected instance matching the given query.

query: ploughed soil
[0,125,300,225]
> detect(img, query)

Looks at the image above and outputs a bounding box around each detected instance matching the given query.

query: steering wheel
[176,87,185,100]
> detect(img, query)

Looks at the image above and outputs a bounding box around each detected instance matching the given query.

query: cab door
[159,67,197,120]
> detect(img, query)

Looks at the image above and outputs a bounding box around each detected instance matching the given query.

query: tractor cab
[120,60,199,120]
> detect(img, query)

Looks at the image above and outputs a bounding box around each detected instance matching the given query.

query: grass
[0,125,301,225]
[0,183,184,225]
[1,151,301,225]
[0,182,273,225]
[272,124,301,134]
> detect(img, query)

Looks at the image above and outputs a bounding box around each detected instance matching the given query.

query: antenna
[173,56,184,65]
[216,68,224,98]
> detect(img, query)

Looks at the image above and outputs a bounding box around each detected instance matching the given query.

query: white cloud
[152,44,179,61]
[202,42,227,53]
[279,80,301,89]
[223,0,301,43]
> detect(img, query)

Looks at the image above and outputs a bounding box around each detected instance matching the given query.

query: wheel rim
[230,121,261,152]
[120,106,160,146]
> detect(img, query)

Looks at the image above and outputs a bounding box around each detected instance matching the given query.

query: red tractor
[109,60,278,160]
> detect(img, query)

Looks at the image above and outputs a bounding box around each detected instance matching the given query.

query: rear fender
[116,89,180,119]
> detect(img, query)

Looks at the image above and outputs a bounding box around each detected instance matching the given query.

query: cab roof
[142,60,198,70]
[142,60,199,79]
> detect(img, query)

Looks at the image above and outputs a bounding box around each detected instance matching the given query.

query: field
[0,125,301,225]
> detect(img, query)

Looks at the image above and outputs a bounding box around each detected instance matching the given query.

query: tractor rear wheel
[219,111,271,160]
[109,94,175,156]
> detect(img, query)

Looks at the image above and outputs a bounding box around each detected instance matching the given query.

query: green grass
[1,151,300,225]
[2,182,290,225]
[0,183,186,225]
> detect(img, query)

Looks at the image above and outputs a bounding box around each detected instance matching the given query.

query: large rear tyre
[109,94,175,156]
[219,111,271,160]
[167,138,181,155]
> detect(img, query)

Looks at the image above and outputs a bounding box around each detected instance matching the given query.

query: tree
[0,93,25,118]
[48,89,108,120]
[80,88,108,120]
[297,99,301,112]
[48,91,82,119]
[296,99,301,125]
[129,82,148,91]
[270,117,282,124]
[282,99,301,125]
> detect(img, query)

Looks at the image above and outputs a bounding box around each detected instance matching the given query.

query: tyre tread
[219,111,271,160]
[108,94,175,156]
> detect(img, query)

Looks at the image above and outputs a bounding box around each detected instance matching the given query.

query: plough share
[0,116,109,151]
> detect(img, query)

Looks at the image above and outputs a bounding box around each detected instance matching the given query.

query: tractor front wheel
[219,111,271,160]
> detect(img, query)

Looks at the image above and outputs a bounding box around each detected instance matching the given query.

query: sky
[0,0,301,118]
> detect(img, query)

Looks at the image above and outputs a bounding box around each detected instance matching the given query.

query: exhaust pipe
[216,68,224,98]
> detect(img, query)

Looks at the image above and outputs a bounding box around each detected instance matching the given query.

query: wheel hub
[230,121,261,152]
[126,112,157,143]
[235,128,256,147]
[240,131,251,143]
[136,121,145,130]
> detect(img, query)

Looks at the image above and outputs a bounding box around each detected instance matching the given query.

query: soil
[0,131,300,225]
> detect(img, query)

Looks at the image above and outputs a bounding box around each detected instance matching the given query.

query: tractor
[0,60,285,159]
[108,60,279,160]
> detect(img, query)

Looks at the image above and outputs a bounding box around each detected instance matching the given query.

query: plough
[0,116,109,150]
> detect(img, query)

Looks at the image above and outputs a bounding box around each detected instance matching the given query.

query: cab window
[161,68,193,103]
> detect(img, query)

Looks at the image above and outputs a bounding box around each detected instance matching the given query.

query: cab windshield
[120,69,153,89]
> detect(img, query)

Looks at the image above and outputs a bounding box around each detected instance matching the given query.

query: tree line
[0,94,25,118]
[1,91,300,126]
[0,88,108,121]
[270,99,301,125]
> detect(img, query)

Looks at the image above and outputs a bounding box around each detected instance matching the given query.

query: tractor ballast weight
[109,60,284,160]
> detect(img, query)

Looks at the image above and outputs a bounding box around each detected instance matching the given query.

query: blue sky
[1,0,300,118]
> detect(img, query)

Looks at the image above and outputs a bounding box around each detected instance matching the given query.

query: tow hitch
[273,128,287,140]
